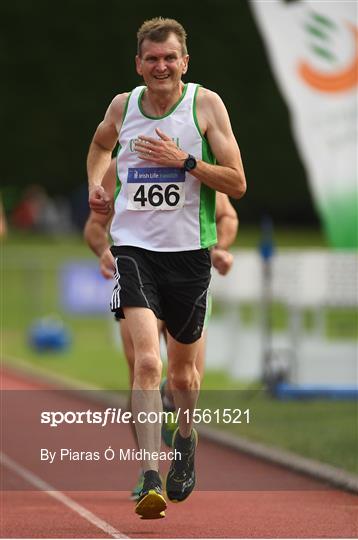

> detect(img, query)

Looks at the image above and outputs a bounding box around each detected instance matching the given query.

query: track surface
[1,366,357,538]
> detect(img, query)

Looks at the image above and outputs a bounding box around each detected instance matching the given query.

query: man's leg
[123,307,162,471]
[160,331,206,446]
[194,331,206,381]
[119,319,144,500]
[119,318,165,387]
[119,317,167,501]
[167,335,201,437]
[123,307,166,518]
[161,290,211,446]
[165,334,201,502]
[119,319,135,386]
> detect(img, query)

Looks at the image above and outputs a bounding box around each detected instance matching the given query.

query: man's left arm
[190,90,246,199]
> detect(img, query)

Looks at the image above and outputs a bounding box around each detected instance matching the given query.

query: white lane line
[1,452,129,539]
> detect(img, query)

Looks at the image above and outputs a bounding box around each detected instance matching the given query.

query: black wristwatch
[183,154,197,172]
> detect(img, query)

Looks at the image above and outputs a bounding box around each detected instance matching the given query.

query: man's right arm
[87,93,128,213]
[84,211,112,258]
[84,158,117,278]
[84,211,115,279]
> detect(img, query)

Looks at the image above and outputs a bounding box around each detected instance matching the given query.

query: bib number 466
[133,184,180,208]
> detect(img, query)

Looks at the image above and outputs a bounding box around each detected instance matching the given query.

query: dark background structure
[2,0,319,226]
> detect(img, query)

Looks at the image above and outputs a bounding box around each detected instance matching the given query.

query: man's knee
[169,364,198,391]
[134,352,162,386]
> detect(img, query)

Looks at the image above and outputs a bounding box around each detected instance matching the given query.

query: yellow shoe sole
[135,490,167,519]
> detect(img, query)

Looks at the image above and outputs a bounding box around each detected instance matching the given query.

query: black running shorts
[110,245,211,344]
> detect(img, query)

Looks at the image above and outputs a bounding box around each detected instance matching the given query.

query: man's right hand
[89,186,111,214]
[100,247,116,279]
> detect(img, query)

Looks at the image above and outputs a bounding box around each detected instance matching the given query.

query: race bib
[126,167,185,211]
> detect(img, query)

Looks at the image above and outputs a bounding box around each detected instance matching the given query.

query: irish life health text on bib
[127,167,186,211]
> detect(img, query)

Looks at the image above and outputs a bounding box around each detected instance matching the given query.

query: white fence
[208,250,358,385]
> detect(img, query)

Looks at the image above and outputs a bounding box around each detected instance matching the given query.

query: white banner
[250,0,357,248]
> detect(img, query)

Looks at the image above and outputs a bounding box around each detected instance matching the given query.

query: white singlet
[110,82,217,252]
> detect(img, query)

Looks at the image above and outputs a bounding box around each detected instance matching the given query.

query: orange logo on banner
[298,24,358,93]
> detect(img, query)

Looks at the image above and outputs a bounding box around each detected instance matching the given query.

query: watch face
[185,157,196,170]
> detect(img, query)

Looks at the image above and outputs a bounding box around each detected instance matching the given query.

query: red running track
[1,367,357,538]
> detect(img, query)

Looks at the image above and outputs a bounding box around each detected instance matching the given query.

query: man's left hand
[134,128,187,167]
[211,248,234,276]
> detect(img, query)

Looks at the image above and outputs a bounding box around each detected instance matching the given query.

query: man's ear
[135,55,143,76]
[182,54,189,75]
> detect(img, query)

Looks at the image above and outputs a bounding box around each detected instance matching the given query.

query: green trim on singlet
[114,93,132,203]
[193,85,217,248]
[192,85,205,141]
[138,83,188,120]
[121,91,131,125]
[199,164,217,248]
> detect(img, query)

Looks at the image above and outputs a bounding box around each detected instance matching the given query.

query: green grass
[234,225,328,248]
[5,226,328,249]
[213,301,358,339]
[2,232,357,474]
[197,391,357,474]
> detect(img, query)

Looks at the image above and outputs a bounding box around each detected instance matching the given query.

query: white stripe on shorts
[110,260,121,311]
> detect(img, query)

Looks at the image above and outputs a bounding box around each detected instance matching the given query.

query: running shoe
[130,471,144,501]
[160,378,177,447]
[135,470,167,519]
[166,427,198,502]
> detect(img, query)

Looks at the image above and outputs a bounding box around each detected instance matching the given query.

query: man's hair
[137,17,188,57]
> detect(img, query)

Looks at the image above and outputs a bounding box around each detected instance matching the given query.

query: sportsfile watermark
[40,447,182,464]
[2,389,347,491]
[40,407,250,428]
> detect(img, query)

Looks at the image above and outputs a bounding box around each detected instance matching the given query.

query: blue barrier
[274,382,358,400]
[28,317,71,353]
[59,261,113,315]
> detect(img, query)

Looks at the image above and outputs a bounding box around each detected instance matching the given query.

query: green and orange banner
[251,0,357,248]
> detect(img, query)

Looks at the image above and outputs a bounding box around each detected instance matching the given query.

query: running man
[87,17,246,518]
[84,159,238,497]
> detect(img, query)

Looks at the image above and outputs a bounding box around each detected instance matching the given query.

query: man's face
[136,33,189,91]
